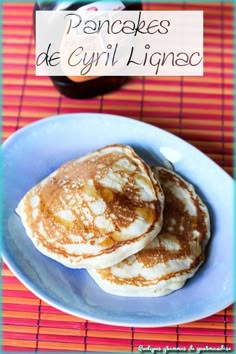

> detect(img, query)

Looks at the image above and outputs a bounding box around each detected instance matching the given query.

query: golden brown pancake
[88,167,210,296]
[16,145,164,269]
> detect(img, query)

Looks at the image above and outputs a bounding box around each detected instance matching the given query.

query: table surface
[2,2,234,353]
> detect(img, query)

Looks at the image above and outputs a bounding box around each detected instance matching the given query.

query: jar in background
[34,1,142,99]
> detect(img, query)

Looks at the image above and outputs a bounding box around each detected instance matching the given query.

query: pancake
[88,167,210,296]
[16,145,164,269]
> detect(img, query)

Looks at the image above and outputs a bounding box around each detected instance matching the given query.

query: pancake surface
[88,167,210,296]
[16,145,164,269]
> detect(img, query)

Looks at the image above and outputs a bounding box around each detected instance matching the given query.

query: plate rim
[2,112,232,183]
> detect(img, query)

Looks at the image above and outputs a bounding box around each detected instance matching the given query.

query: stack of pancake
[16,144,210,297]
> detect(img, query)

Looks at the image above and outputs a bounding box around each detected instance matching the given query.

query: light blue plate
[2,113,234,327]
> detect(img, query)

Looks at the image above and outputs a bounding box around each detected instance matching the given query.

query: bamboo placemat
[2,2,234,353]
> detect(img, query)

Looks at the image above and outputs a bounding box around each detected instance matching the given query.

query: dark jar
[34,1,142,99]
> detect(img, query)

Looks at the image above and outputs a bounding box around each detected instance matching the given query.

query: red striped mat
[2,2,234,353]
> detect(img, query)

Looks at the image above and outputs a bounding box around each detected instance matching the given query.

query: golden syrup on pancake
[99,237,114,247]
[101,188,114,202]
[136,207,155,226]
[20,145,163,269]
